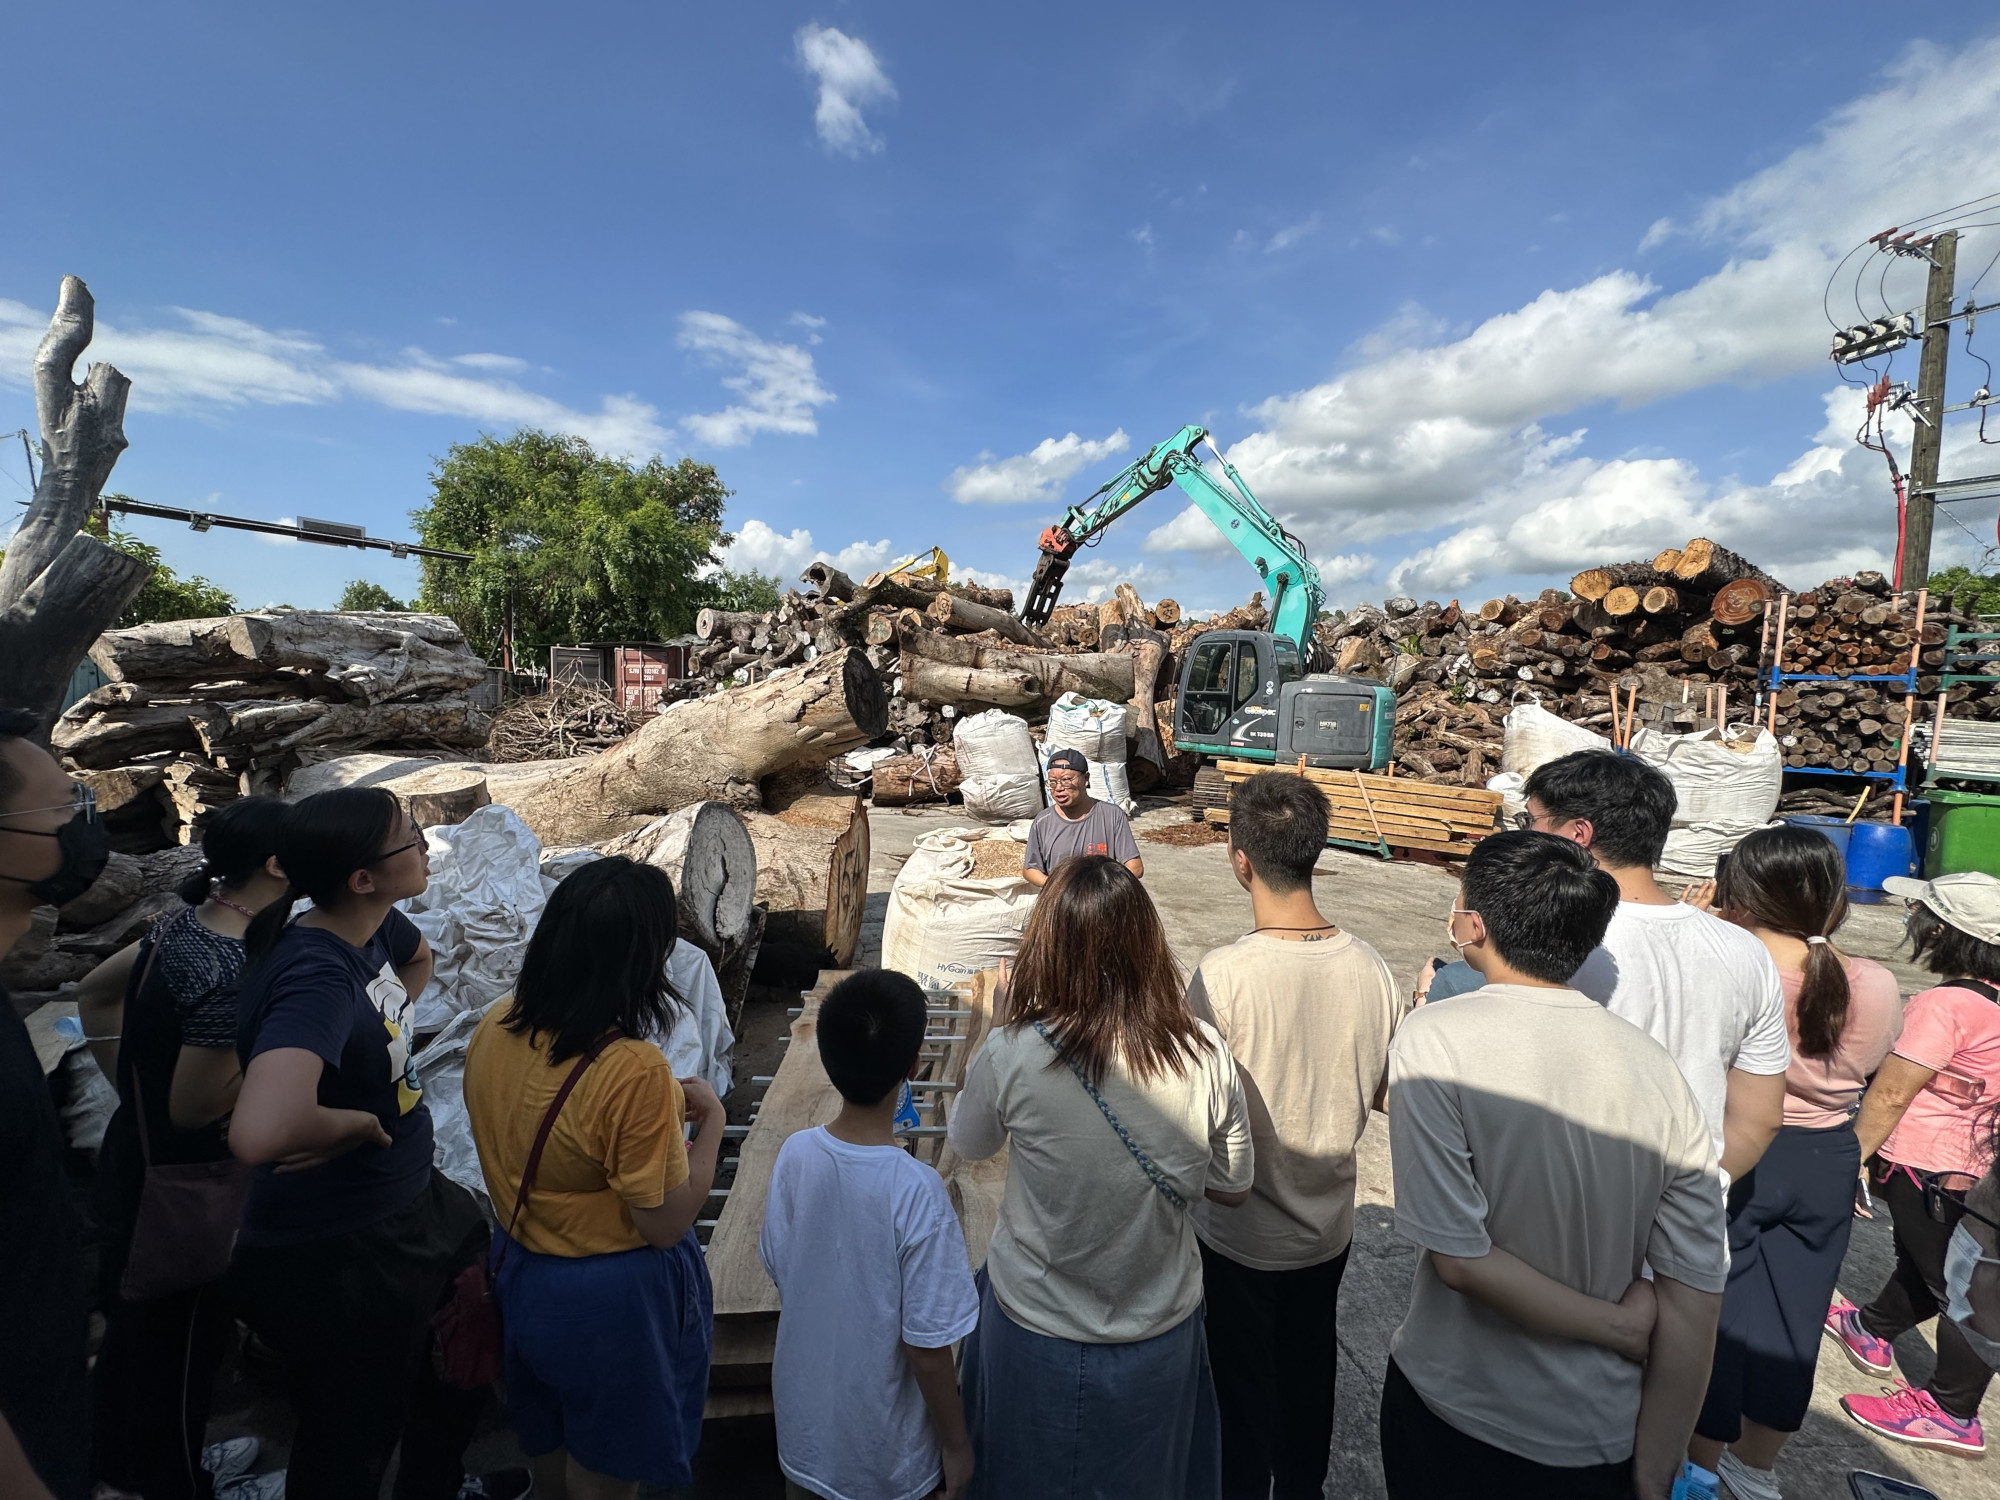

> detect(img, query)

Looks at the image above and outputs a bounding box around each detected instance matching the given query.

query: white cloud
[718,519,894,584]
[677,312,835,448]
[0,299,670,455]
[947,429,1131,505]
[1211,35,2000,601]
[795,24,895,157]
[1266,214,1320,253]
[1142,504,1234,555]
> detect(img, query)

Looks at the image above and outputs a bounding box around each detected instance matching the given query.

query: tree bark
[0,277,153,736]
[869,747,961,806]
[696,609,766,642]
[925,593,1044,646]
[896,629,1137,701]
[859,570,1014,612]
[738,785,870,967]
[595,801,761,962]
[1670,539,1785,593]
[899,658,1044,709]
[91,611,484,701]
[485,648,888,844]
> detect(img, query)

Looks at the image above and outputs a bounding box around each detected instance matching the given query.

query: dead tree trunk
[738,784,870,967]
[0,277,151,735]
[596,801,760,962]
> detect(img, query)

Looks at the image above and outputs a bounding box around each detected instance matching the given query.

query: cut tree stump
[485,649,888,845]
[399,767,491,828]
[738,782,869,968]
[595,801,760,963]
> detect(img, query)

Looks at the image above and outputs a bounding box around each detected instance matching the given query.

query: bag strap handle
[1951,978,2000,1005]
[1032,1021,1188,1212]
[492,1028,622,1278]
[126,937,166,1170]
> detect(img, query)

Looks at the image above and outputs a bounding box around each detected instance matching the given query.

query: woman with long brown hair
[946,855,1253,1500]
[1681,824,1900,1497]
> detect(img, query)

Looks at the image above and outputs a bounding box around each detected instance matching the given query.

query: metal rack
[1758,589,1929,817]
[1918,621,2000,788]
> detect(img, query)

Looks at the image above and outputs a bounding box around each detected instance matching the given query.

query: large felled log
[1570,563,1670,602]
[1118,634,1170,775]
[860,570,1015,613]
[91,611,485,703]
[595,801,760,962]
[896,630,1138,701]
[899,658,1043,708]
[1153,598,1183,627]
[486,649,888,845]
[1670,539,1785,593]
[186,695,491,757]
[54,688,203,767]
[739,784,869,968]
[869,747,961,806]
[925,593,1043,647]
[695,609,766,642]
[0,277,153,735]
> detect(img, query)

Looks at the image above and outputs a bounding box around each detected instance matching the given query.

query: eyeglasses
[0,785,97,824]
[366,837,427,866]
[1924,1170,2000,1233]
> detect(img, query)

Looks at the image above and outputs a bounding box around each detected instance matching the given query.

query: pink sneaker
[1841,1382,1986,1455]
[1824,1297,1895,1376]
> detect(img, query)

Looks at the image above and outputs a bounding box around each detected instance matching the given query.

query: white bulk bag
[1629,724,1784,877]
[881,827,1037,994]
[952,710,1046,823]
[1501,698,1611,777]
[1044,693,1134,812]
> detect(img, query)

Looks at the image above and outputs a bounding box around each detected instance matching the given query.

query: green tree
[411,430,733,655]
[338,579,408,611]
[105,532,238,626]
[1928,565,2000,617]
[711,567,781,614]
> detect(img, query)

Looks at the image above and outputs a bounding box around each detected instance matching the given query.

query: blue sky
[4,5,2000,618]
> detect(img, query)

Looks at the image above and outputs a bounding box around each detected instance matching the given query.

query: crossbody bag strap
[493,1028,622,1276]
[126,937,167,1170]
[1032,1021,1189,1212]
[1950,978,2000,1005]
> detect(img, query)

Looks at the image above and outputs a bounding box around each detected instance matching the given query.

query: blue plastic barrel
[1780,814,1854,864]
[1846,820,1917,893]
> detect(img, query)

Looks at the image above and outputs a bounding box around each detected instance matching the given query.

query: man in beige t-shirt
[1189,771,1402,1500]
[1385,830,1727,1500]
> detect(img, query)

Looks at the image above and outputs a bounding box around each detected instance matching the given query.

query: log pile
[55,611,494,849]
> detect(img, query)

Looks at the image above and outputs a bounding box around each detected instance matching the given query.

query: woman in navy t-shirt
[230,787,488,1500]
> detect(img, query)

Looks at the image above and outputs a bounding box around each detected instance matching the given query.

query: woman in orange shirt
[464,857,726,1500]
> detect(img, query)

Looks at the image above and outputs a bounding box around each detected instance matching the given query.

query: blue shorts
[493,1230,713,1487]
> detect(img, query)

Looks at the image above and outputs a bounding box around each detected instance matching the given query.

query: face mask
[0,811,112,907]
[1944,1222,2000,1371]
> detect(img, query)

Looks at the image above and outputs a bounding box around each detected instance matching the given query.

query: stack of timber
[0,846,206,999]
[704,968,1008,1419]
[1201,760,1504,856]
[55,611,493,850]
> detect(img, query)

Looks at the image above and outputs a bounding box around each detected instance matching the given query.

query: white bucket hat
[1883,871,2000,945]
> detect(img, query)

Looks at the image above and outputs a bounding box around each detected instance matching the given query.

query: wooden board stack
[1201,761,1503,856]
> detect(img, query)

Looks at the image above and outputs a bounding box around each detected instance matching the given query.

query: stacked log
[56,611,492,848]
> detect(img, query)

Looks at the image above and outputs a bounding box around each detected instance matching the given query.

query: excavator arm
[1019,425,1324,651]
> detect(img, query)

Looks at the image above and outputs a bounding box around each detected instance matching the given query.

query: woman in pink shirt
[1829,870,2000,1457]
[1685,825,1900,1500]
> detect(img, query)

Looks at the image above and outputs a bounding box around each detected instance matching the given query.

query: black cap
[1046,748,1089,777]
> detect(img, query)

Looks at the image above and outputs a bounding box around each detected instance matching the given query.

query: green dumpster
[1924,788,2000,877]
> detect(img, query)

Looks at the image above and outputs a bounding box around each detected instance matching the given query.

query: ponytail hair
[1715,824,1851,1060]
[175,796,291,905]
[244,787,405,969]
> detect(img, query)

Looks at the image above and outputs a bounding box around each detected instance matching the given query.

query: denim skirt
[493,1229,713,1487]
[960,1269,1221,1500]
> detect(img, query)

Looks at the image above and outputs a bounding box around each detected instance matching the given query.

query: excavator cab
[1173,631,1392,770]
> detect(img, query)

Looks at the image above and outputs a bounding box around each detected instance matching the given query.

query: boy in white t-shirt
[760,971,980,1500]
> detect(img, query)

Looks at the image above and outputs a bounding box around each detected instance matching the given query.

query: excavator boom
[1019,425,1323,651]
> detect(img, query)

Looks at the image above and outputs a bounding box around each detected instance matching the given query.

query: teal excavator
[1019,425,1392,771]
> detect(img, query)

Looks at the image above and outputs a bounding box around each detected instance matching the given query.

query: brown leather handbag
[432,1029,621,1388]
[120,943,256,1302]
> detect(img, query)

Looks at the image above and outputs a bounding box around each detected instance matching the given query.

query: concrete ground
[856,800,1990,1500]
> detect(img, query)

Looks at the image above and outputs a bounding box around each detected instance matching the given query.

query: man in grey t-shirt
[1022,748,1142,885]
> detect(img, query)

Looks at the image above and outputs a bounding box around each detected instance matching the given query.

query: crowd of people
[4,702,2000,1499]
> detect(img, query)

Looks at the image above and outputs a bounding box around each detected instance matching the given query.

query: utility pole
[1899,229,1959,589]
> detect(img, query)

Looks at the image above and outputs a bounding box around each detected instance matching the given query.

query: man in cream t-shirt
[1187,772,1403,1500]
[1385,830,1728,1500]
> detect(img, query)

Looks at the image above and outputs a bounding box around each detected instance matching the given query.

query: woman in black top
[85,797,288,1500]
[229,787,488,1500]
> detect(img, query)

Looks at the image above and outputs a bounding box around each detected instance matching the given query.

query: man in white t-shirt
[1521,749,1789,1182]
